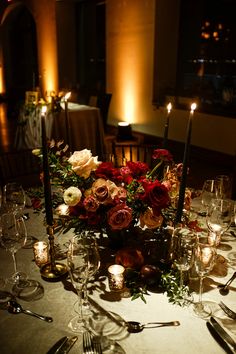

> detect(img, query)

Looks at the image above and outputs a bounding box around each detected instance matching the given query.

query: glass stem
[76,286,84,321]
[82,282,89,307]
[11,251,17,274]
[199,276,204,305]
[179,270,183,288]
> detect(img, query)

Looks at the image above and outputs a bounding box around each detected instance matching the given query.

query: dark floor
[0,102,235,197]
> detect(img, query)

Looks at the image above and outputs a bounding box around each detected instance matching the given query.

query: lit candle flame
[190,103,197,112]
[41,105,47,115]
[167,102,172,113]
[65,92,71,101]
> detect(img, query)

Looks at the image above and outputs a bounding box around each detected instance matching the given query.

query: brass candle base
[40,262,68,280]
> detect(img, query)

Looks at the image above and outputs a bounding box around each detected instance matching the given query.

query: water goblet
[172,227,197,288]
[67,235,89,333]
[193,236,216,319]
[0,212,27,285]
[206,198,233,246]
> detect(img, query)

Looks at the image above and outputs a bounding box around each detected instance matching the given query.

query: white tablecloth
[0,203,235,353]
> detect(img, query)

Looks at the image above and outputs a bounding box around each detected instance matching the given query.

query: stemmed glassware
[81,232,100,316]
[206,198,233,246]
[67,235,90,333]
[193,235,216,319]
[200,179,218,216]
[215,175,232,199]
[3,182,26,215]
[172,227,197,289]
[0,212,27,285]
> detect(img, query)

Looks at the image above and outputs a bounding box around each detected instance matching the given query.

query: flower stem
[147,160,163,179]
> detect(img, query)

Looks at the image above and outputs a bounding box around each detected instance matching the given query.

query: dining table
[0,196,236,354]
[14,102,106,159]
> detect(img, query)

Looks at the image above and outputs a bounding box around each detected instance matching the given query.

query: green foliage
[161,270,191,306]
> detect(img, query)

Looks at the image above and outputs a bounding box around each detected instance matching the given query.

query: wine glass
[0,212,27,285]
[172,227,197,289]
[200,179,218,216]
[193,236,216,319]
[206,198,233,246]
[67,235,89,333]
[3,183,26,215]
[215,175,232,199]
[81,232,100,316]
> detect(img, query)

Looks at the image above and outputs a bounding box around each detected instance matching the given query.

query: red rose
[152,149,173,162]
[107,203,133,230]
[95,162,121,181]
[126,161,149,177]
[141,179,170,215]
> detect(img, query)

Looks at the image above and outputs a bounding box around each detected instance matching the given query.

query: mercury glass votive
[33,241,49,267]
[108,264,125,291]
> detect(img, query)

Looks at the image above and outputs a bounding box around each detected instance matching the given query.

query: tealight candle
[108,264,125,291]
[33,241,49,267]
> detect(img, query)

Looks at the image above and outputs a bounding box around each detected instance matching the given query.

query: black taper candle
[41,107,54,226]
[163,102,172,149]
[175,103,197,224]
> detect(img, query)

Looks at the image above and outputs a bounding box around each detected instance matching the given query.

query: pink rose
[83,195,100,212]
[107,203,133,230]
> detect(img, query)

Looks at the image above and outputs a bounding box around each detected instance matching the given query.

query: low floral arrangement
[33,140,192,234]
[32,141,198,304]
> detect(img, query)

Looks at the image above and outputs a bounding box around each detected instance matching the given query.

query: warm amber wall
[106,0,236,156]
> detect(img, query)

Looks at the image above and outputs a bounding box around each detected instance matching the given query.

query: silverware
[83,331,94,354]
[218,272,236,295]
[47,336,78,354]
[206,321,235,354]
[219,301,236,320]
[126,320,180,333]
[47,337,68,354]
[210,317,236,350]
[56,336,78,354]
[7,300,53,322]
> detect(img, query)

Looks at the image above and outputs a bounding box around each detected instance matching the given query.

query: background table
[52,103,105,158]
[0,204,236,353]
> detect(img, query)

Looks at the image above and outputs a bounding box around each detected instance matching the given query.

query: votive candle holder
[33,241,49,267]
[108,264,125,291]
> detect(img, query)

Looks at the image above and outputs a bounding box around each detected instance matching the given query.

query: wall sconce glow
[0,67,4,93]
[190,103,197,112]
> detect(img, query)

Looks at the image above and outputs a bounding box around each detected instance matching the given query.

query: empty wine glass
[206,198,233,246]
[81,232,100,316]
[67,235,89,333]
[0,212,27,285]
[193,236,216,319]
[172,227,197,289]
[215,175,232,199]
[3,183,26,215]
[200,179,218,216]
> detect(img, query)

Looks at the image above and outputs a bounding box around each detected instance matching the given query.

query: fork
[219,301,236,320]
[83,331,94,354]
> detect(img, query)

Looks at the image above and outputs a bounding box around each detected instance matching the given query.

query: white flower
[68,149,101,179]
[63,186,82,206]
[32,149,41,156]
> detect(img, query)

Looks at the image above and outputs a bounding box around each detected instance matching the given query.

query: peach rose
[107,203,133,230]
[68,149,101,178]
[140,207,164,229]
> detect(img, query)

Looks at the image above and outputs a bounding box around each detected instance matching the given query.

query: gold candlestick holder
[40,225,68,280]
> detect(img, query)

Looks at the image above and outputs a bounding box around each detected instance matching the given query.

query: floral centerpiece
[32,141,196,304]
[33,141,192,234]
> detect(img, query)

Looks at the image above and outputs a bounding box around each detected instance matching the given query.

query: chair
[112,141,159,167]
[0,149,41,188]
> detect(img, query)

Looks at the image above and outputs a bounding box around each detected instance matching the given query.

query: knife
[56,336,78,354]
[47,336,68,354]
[206,322,235,354]
[210,317,236,350]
